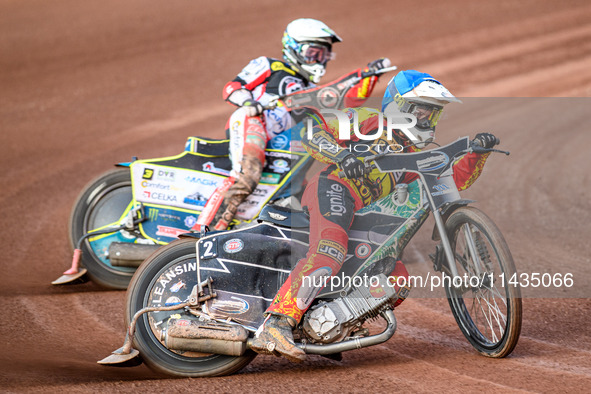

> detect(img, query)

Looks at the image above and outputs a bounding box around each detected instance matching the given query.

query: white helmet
[282,18,342,83]
[382,70,461,148]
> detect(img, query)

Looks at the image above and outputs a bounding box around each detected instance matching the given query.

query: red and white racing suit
[213,56,380,230]
[266,107,491,323]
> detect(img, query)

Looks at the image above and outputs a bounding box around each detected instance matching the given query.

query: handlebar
[264,65,398,111]
[359,65,398,80]
[336,142,510,180]
[470,140,510,155]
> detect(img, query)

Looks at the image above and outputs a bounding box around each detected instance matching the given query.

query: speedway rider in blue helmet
[250,70,499,362]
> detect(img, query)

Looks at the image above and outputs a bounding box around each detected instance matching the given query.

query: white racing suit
[212,56,311,230]
[212,56,381,230]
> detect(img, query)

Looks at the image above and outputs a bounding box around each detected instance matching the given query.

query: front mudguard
[431,199,475,241]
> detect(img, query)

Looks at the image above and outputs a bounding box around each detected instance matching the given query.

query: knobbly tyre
[99,137,522,376]
[52,65,398,290]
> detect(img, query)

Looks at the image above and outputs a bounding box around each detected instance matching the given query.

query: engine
[301,273,400,344]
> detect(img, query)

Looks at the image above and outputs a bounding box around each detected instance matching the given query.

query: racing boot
[213,155,262,231]
[250,314,306,363]
[213,200,238,231]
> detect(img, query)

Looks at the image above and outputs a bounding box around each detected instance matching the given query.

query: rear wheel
[126,238,256,377]
[443,207,522,358]
[69,168,137,289]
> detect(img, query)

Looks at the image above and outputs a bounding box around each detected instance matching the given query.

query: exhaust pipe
[163,318,249,357]
[161,310,396,359]
[109,242,161,267]
[297,310,397,355]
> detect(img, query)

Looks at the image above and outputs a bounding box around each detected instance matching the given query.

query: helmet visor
[409,104,443,129]
[299,43,333,65]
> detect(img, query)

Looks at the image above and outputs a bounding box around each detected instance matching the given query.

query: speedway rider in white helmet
[210,18,390,230]
[249,70,499,362]
[282,18,340,83]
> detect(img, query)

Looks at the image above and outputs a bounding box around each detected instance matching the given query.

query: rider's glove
[366,58,392,73]
[473,133,499,149]
[242,100,264,117]
[339,154,366,179]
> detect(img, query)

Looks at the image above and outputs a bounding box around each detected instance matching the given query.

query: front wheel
[69,168,137,289]
[126,238,256,377]
[443,207,522,358]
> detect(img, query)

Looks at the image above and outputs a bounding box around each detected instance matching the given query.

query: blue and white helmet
[282,18,342,83]
[382,70,461,148]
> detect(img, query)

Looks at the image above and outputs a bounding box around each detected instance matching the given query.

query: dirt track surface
[2,0,591,392]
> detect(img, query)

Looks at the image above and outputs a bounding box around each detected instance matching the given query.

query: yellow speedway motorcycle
[99,137,522,376]
[52,65,398,289]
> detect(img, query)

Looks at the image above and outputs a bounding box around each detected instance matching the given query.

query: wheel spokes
[456,224,509,346]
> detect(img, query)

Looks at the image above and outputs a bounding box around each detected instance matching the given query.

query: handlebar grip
[360,65,398,79]
[470,141,510,155]
[337,163,376,179]
[470,144,490,154]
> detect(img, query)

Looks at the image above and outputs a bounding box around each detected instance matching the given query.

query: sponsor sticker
[318,87,339,108]
[142,168,154,180]
[417,152,449,172]
[184,215,197,228]
[260,172,281,184]
[156,225,189,238]
[355,243,372,259]
[431,183,453,196]
[155,169,176,182]
[165,296,182,306]
[325,183,346,217]
[290,140,306,152]
[279,76,303,95]
[269,134,289,150]
[184,175,219,186]
[317,240,346,264]
[141,180,170,190]
[170,280,186,293]
[183,192,207,207]
[143,191,177,202]
[369,282,387,299]
[269,212,287,221]
[223,238,244,254]
[202,161,230,176]
[270,159,290,173]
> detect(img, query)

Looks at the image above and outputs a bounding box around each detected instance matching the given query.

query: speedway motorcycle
[51,65,398,290]
[99,137,522,376]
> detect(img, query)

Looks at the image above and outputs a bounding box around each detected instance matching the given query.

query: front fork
[429,202,462,279]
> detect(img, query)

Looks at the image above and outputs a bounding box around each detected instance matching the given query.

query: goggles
[408,103,443,129]
[299,43,334,65]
